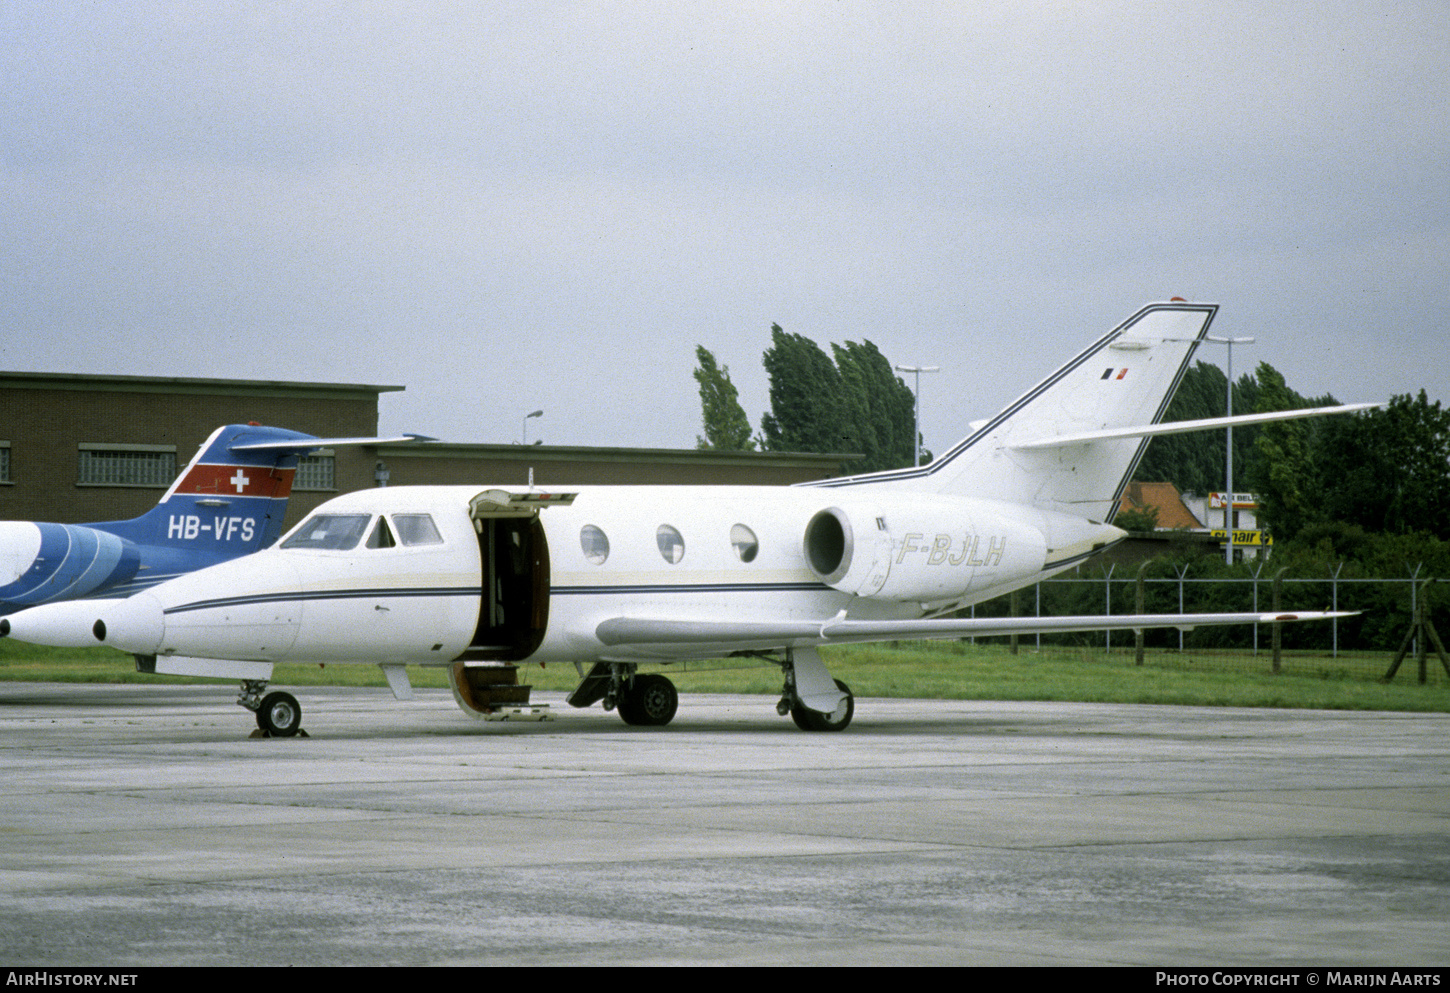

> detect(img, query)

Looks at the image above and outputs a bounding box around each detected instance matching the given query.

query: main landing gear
[239,680,305,738]
[615,672,679,726]
[780,677,854,731]
[774,648,854,732]
[566,649,854,731]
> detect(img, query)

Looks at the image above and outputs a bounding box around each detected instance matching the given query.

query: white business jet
[2,302,1369,735]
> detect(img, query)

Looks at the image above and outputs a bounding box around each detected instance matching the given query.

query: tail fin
[93,424,320,557]
[816,302,1218,522]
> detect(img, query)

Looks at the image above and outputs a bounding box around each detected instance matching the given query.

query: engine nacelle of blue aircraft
[0,522,143,614]
[802,497,1120,604]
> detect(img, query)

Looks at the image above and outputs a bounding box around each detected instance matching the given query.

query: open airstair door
[462,489,575,662]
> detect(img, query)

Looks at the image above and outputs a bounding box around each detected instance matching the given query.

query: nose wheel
[256,691,303,737]
[240,681,305,737]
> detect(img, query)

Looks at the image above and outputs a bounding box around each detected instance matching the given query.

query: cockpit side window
[394,514,444,546]
[281,514,371,551]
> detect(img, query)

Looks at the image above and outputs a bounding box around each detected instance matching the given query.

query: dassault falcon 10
[2,303,1371,735]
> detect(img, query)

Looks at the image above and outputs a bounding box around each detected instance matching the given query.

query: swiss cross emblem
[231,469,250,493]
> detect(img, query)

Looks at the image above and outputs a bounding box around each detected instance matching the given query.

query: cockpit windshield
[280,514,372,551]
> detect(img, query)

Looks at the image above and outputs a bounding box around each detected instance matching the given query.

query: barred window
[295,453,336,491]
[77,446,176,487]
[0,443,9,484]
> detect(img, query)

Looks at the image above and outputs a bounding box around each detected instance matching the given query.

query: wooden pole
[1383,580,1450,683]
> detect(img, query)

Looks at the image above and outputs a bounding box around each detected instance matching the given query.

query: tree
[692,346,755,450]
[759,324,853,455]
[1134,360,1262,495]
[831,339,918,473]
[756,324,920,474]
[1311,391,1450,539]
[1250,362,1317,542]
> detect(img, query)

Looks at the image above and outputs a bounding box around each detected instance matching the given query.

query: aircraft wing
[595,611,1356,648]
[1009,403,1380,451]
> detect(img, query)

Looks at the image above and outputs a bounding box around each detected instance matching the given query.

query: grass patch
[3,638,1447,712]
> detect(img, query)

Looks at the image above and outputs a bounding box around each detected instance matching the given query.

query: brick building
[1,372,851,534]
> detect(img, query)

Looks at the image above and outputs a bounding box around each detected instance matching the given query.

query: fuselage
[64,483,1123,667]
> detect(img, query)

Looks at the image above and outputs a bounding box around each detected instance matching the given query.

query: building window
[0,442,9,484]
[295,453,336,491]
[77,445,176,487]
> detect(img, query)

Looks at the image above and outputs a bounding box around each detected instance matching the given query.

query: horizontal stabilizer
[596,611,1357,648]
[1010,403,1380,451]
[231,433,435,452]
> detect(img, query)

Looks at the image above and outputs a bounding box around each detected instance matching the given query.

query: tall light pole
[894,364,939,467]
[521,409,543,445]
[1205,335,1255,564]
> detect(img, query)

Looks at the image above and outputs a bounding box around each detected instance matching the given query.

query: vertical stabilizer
[815,302,1217,523]
[94,424,318,560]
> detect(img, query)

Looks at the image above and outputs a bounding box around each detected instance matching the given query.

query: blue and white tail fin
[813,302,1219,522]
[95,423,320,558]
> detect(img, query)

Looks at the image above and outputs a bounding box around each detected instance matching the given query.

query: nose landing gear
[240,680,305,738]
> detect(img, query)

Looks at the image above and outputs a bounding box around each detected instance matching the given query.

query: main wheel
[617,674,678,727]
[256,691,302,737]
[790,679,853,732]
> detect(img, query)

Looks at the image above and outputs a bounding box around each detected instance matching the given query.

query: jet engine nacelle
[801,496,1051,604]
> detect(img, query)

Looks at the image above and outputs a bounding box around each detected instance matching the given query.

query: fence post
[1009,588,1020,656]
[1271,566,1287,674]
[1102,563,1115,652]
[1418,584,1428,685]
[1329,561,1343,659]
[1408,563,1423,660]
[1175,563,1190,652]
[1383,579,1450,683]
[1135,561,1148,666]
[1251,562,1266,656]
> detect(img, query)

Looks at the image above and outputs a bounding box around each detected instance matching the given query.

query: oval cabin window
[656,525,685,564]
[730,524,759,562]
[580,525,610,565]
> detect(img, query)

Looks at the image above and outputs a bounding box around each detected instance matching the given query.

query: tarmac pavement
[0,682,1446,966]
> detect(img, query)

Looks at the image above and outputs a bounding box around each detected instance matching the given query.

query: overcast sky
[3,2,1447,456]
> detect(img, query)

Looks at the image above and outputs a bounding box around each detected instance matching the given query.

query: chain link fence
[955,568,1450,683]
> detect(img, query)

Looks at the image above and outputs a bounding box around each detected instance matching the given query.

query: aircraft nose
[0,599,118,648]
[91,593,166,654]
